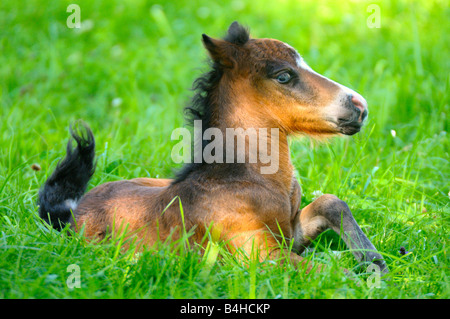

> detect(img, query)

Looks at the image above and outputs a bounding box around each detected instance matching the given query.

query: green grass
[0,0,449,299]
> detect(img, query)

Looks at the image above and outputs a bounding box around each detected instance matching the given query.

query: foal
[38,22,388,273]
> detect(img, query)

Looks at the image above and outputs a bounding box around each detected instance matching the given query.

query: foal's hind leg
[292,194,388,274]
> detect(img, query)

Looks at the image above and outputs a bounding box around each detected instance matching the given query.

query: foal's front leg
[292,194,388,274]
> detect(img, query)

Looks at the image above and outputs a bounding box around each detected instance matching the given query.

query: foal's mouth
[338,121,363,135]
[328,112,367,135]
[334,101,368,135]
[335,111,367,136]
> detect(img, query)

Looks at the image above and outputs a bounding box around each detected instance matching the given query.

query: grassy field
[0,0,448,299]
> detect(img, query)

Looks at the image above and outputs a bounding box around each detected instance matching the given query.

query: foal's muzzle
[338,93,368,135]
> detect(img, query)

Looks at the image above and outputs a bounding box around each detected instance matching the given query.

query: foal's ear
[225,21,250,45]
[202,34,238,69]
[201,22,249,68]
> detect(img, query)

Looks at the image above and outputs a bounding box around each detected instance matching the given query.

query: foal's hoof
[373,259,390,276]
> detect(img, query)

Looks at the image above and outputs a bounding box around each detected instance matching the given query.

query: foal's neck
[210,82,294,191]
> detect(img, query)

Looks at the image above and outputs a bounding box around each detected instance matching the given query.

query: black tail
[38,121,96,230]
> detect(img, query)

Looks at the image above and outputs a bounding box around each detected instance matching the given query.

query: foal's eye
[276,72,291,84]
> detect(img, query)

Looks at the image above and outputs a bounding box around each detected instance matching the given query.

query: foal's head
[198,22,368,136]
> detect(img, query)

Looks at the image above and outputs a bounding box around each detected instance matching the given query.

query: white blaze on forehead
[281,41,368,122]
[288,43,363,102]
[296,55,313,71]
[281,41,313,71]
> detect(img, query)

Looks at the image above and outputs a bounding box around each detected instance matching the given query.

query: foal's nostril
[351,95,366,113]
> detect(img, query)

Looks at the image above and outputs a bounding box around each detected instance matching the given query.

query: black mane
[173,63,222,184]
[183,21,249,129]
[173,22,250,184]
[183,62,222,133]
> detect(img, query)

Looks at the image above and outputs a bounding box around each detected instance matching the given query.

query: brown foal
[38,22,388,274]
